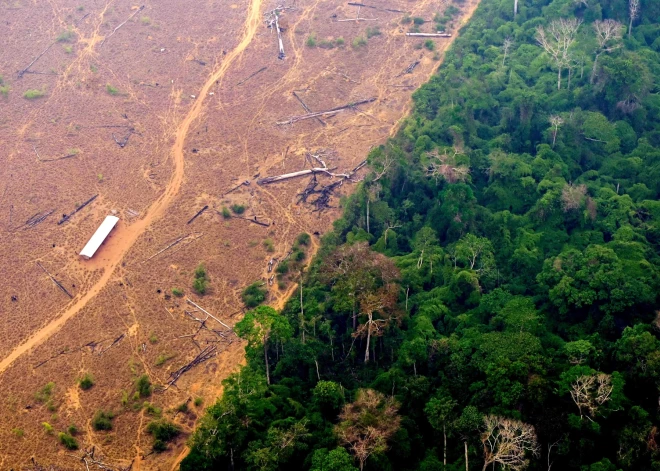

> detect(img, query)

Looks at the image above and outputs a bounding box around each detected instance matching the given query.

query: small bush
[413,16,425,25]
[11,428,24,438]
[171,287,184,297]
[106,84,119,95]
[176,402,189,413]
[121,390,129,406]
[424,39,435,51]
[401,15,412,24]
[148,332,158,344]
[155,353,175,366]
[79,373,94,390]
[143,402,162,417]
[135,375,152,398]
[230,204,246,215]
[23,88,46,99]
[241,282,267,308]
[192,263,208,295]
[296,232,311,247]
[306,33,317,47]
[56,29,75,42]
[194,397,203,407]
[336,37,345,46]
[67,424,78,435]
[351,36,367,48]
[263,238,275,252]
[194,264,206,278]
[366,26,381,38]
[90,64,98,73]
[35,382,55,403]
[318,39,335,49]
[147,420,181,442]
[0,85,8,97]
[92,410,114,431]
[42,422,54,434]
[141,16,151,25]
[221,206,231,218]
[63,45,73,54]
[58,432,79,450]
[276,260,289,274]
[293,249,306,262]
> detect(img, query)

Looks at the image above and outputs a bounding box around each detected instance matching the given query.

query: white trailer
[79,215,119,260]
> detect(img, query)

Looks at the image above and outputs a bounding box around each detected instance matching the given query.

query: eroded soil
[0,0,479,468]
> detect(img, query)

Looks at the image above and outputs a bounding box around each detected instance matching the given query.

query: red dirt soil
[0,0,480,468]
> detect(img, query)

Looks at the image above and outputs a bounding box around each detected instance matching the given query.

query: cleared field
[0,0,478,468]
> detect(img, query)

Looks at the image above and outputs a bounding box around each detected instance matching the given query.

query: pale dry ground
[0,0,479,468]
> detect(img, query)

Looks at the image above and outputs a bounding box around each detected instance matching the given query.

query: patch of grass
[63,45,73,54]
[90,64,98,73]
[79,373,94,390]
[263,238,275,252]
[351,36,367,48]
[171,287,184,297]
[221,206,231,218]
[35,382,55,403]
[141,15,151,25]
[106,84,119,95]
[149,332,158,344]
[155,353,176,367]
[11,428,24,438]
[135,375,152,398]
[336,37,345,46]
[97,173,104,182]
[424,39,435,51]
[58,432,79,450]
[67,148,80,155]
[56,29,75,42]
[194,397,203,407]
[23,88,46,99]
[143,402,162,417]
[77,5,84,11]
[366,26,381,38]
[413,41,424,50]
[230,204,246,215]
[121,390,129,406]
[42,422,54,434]
[92,410,114,431]
[241,282,267,308]
[306,33,317,47]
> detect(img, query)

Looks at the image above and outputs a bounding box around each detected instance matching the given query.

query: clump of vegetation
[148,332,158,344]
[306,33,317,47]
[79,373,94,390]
[155,353,176,366]
[194,397,203,407]
[176,401,189,414]
[11,428,24,438]
[295,232,311,247]
[351,36,367,48]
[424,39,435,51]
[192,263,209,295]
[146,420,181,453]
[366,26,381,38]
[230,204,246,215]
[263,238,275,252]
[42,422,54,434]
[413,16,425,25]
[63,45,73,54]
[335,37,345,46]
[276,260,289,274]
[401,14,412,24]
[106,84,120,95]
[35,382,55,403]
[241,282,267,308]
[220,206,231,218]
[0,84,8,97]
[135,375,152,398]
[92,410,114,431]
[56,29,75,42]
[67,424,78,435]
[318,39,335,49]
[143,402,162,417]
[141,15,151,25]
[171,287,184,297]
[90,64,98,73]
[58,432,79,450]
[23,88,46,99]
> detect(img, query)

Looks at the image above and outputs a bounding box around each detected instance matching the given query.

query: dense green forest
[182,0,660,469]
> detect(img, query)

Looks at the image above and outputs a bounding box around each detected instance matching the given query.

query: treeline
[182,0,660,470]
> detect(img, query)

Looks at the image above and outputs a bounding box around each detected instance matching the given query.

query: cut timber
[293,91,325,126]
[100,5,145,46]
[58,194,98,225]
[187,205,208,224]
[36,262,73,299]
[236,66,267,86]
[18,42,55,78]
[79,215,120,260]
[347,2,405,12]
[258,167,340,184]
[276,97,376,125]
[186,299,233,331]
[406,32,452,37]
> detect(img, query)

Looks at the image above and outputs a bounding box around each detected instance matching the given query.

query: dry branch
[18,42,55,78]
[293,91,325,126]
[58,194,98,225]
[187,205,208,224]
[23,209,55,229]
[100,5,145,47]
[276,97,376,125]
[222,180,250,196]
[186,298,233,331]
[37,262,73,299]
[167,345,217,387]
[237,66,267,85]
[230,214,271,227]
[405,32,451,37]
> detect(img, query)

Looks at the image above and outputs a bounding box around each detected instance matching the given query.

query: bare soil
[0,0,480,468]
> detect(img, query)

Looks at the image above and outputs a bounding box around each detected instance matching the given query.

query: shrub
[56,29,75,42]
[155,353,175,366]
[351,36,367,48]
[221,206,231,218]
[135,375,152,397]
[0,85,8,97]
[263,238,275,252]
[293,249,306,262]
[147,420,181,452]
[141,16,151,25]
[153,439,167,452]
[143,402,162,417]
[336,37,345,46]
[318,39,335,49]
[192,263,208,295]
[11,428,24,438]
[92,410,114,431]
[171,287,184,297]
[58,432,79,450]
[401,15,412,24]
[35,382,55,403]
[424,39,435,51]
[296,232,311,246]
[230,204,246,214]
[106,84,119,95]
[241,282,267,308]
[176,402,189,413]
[67,424,78,435]
[366,26,381,38]
[23,88,45,99]
[413,16,425,25]
[306,33,317,47]
[79,373,94,390]
[42,422,54,434]
[276,260,289,274]
[63,45,73,54]
[148,332,158,344]
[194,397,203,407]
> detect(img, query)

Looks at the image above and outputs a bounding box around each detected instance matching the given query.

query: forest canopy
[183,0,660,469]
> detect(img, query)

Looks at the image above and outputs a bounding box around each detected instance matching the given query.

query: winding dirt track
[0,0,264,375]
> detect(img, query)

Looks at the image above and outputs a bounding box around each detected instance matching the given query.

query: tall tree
[536,18,582,90]
[628,0,640,39]
[425,395,457,469]
[481,415,540,471]
[591,20,623,84]
[354,283,399,362]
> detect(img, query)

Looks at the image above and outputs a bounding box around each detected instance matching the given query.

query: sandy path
[0,0,265,375]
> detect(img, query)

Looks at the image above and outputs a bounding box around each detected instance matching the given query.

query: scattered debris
[36,261,73,299]
[399,60,420,76]
[276,97,376,125]
[22,209,55,229]
[112,128,136,148]
[167,345,217,387]
[337,3,378,21]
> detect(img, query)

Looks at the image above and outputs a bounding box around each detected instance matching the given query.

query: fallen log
[186,299,233,331]
[18,42,55,78]
[222,180,250,196]
[23,209,55,229]
[167,345,217,386]
[347,2,405,12]
[230,215,271,227]
[187,205,208,225]
[405,32,452,37]
[236,66,267,86]
[58,194,98,225]
[144,235,186,262]
[100,5,145,46]
[293,91,325,126]
[36,262,73,299]
[276,97,376,125]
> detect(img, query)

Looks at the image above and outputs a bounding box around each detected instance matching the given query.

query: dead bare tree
[481,415,540,471]
[536,18,582,90]
[628,0,640,39]
[560,183,587,211]
[569,373,613,420]
[502,37,514,67]
[591,19,624,83]
[426,148,469,184]
[549,115,564,148]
